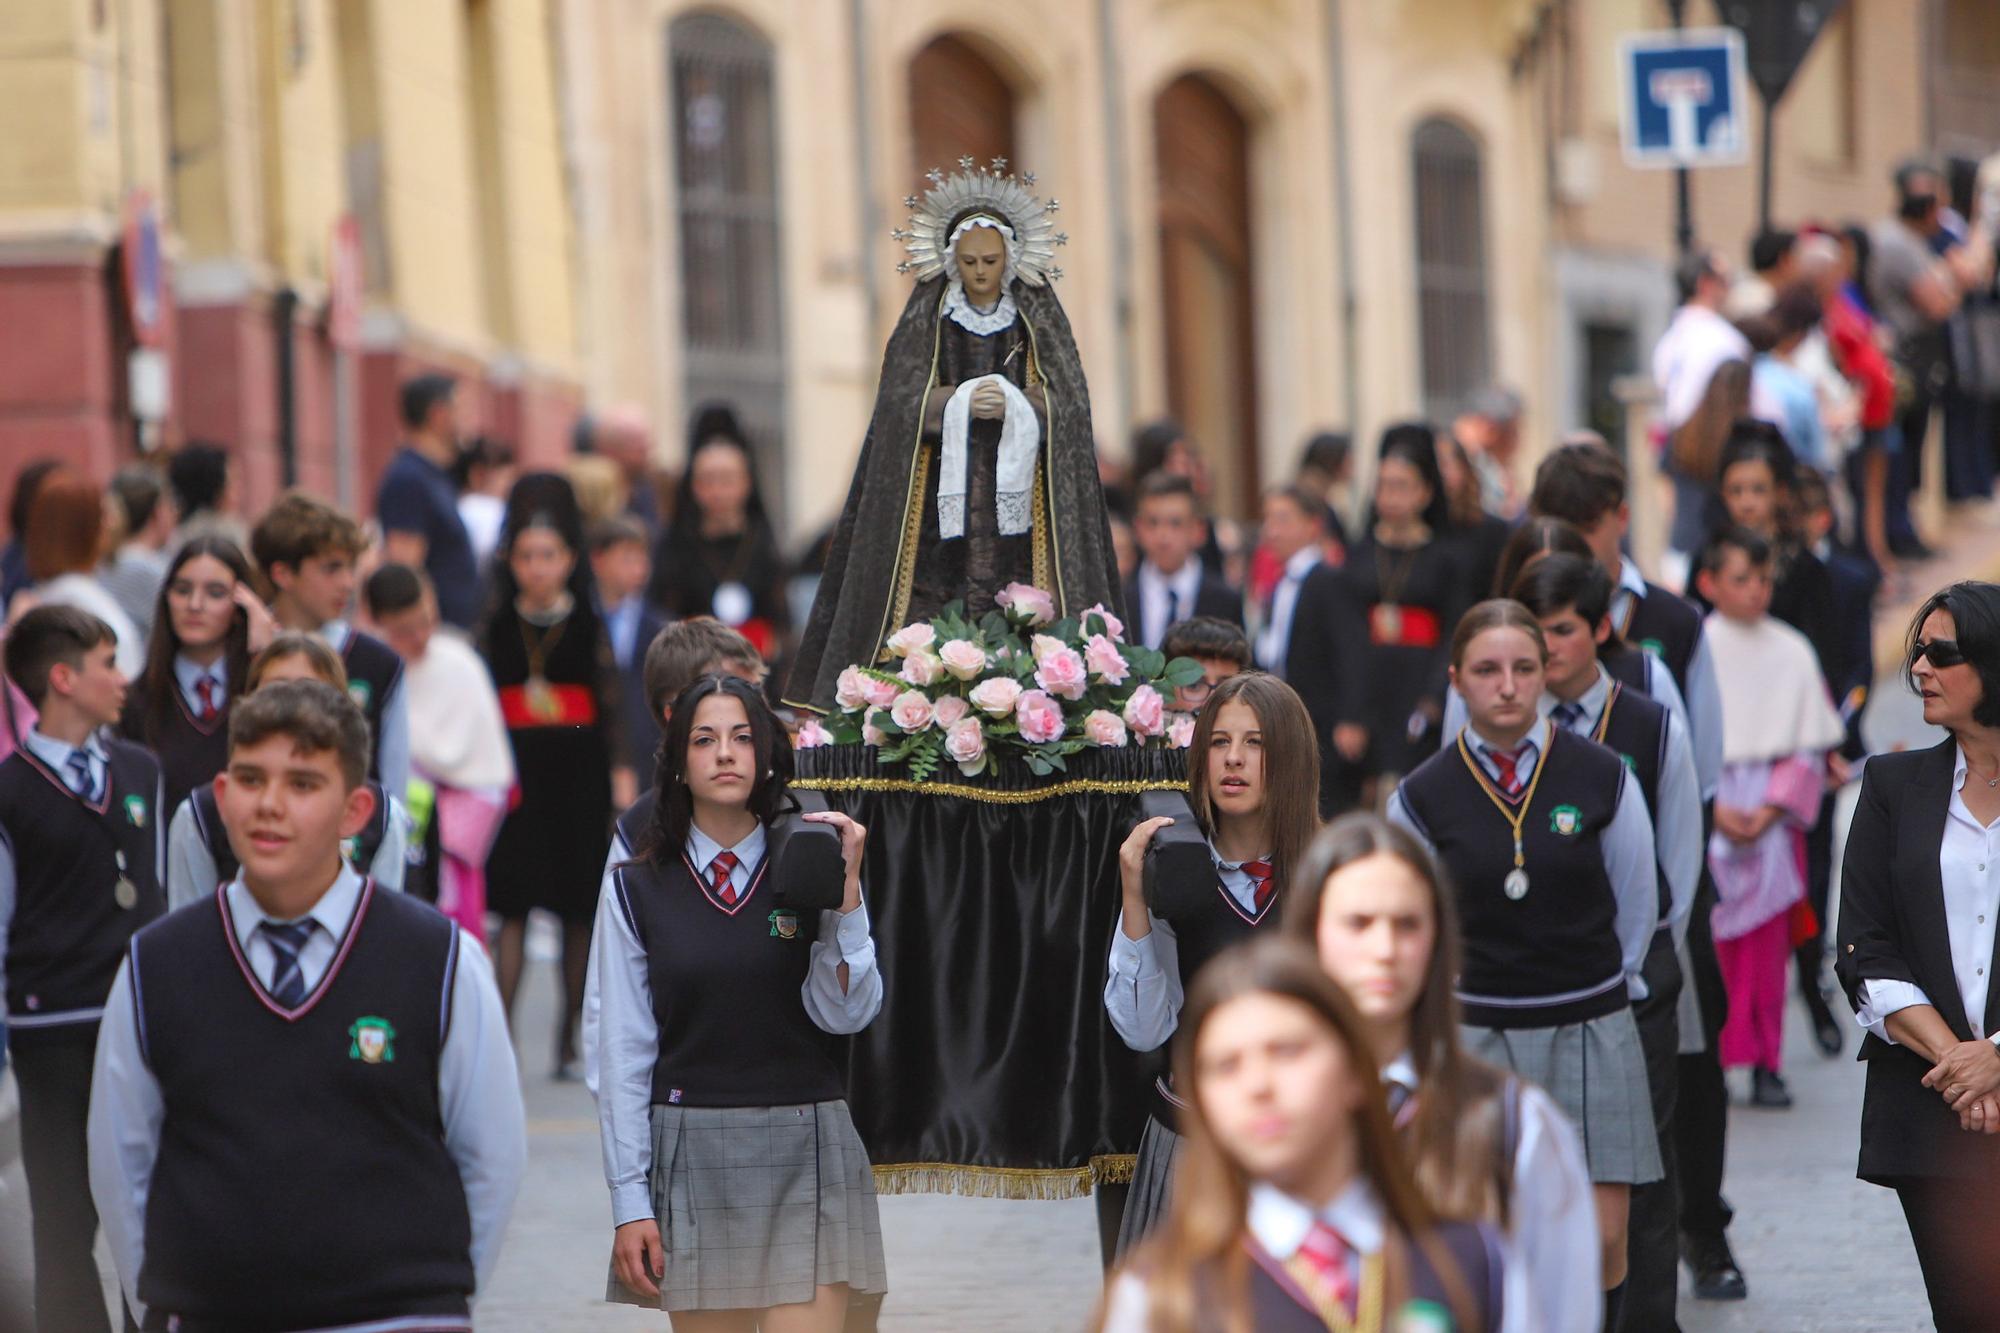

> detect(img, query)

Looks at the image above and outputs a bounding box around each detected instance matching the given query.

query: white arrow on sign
[1649,68,1712,156]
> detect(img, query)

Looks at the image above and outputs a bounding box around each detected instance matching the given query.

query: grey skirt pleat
[1114,1114,1186,1258]
[606,1099,889,1312]
[1463,1007,1664,1186]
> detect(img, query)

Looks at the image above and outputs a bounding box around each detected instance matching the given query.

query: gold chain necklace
[1457,730,1549,901]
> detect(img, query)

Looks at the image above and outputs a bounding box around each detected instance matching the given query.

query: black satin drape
[795,743,1186,1196]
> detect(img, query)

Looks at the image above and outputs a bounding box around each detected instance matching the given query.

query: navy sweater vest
[1399,729,1626,1028]
[341,630,404,782]
[1592,682,1673,921]
[614,852,846,1108]
[1190,1223,1501,1333]
[131,883,472,1327]
[0,741,163,1036]
[1621,582,1701,697]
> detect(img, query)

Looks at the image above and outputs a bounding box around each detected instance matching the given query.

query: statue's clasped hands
[969,378,1008,421]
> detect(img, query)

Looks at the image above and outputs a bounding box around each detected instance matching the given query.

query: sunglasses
[1912,637,1969,669]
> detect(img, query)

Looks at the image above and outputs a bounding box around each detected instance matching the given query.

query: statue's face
[954,224,1008,305]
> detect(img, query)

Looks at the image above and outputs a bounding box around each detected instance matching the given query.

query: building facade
[0,0,1995,545]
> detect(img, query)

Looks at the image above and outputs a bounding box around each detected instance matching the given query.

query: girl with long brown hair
[1100,937,1500,1333]
[1387,600,1661,1321]
[1288,813,1599,1332]
[1106,672,1322,1255]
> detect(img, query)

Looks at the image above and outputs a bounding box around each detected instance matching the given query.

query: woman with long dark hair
[1289,813,1599,1332]
[1101,937,1500,1332]
[1694,421,1838,672]
[119,535,274,814]
[588,673,887,1327]
[648,404,790,664]
[1327,424,1469,793]
[1107,672,1324,1255]
[480,473,625,1078]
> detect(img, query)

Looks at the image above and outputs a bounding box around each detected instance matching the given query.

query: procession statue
[786,159,1124,713]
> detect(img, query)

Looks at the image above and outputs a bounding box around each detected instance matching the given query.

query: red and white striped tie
[708,851,740,905]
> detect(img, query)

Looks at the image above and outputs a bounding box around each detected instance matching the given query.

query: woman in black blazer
[1837,580,2000,1330]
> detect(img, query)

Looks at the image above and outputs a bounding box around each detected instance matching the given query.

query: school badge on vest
[1638,637,1665,658]
[768,909,799,940]
[348,680,373,709]
[1549,804,1582,836]
[123,794,147,828]
[348,1016,397,1063]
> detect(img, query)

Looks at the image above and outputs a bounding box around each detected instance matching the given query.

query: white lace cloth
[938,374,1039,539]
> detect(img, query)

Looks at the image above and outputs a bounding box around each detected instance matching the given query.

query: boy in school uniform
[250,493,411,797]
[1159,616,1250,715]
[1124,473,1243,651]
[86,680,526,1332]
[0,606,165,1333]
[588,516,673,795]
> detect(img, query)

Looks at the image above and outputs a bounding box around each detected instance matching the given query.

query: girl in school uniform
[1387,600,1661,1318]
[1107,672,1322,1255]
[1289,812,1601,1333]
[1100,937,1501,1333]
[588,672,887,1328]
[480,476,628,1078]
[163,632,407,906]
[119,535,275,814]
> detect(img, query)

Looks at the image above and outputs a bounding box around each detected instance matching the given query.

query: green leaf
[1024,752,1053,776]
[979,610,1013,642]
[1160,656,1206,688]
[1124,646,1165,679]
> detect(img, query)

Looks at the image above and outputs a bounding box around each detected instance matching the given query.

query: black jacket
[1123,567,1243,650]
[1837,739,2000,1184]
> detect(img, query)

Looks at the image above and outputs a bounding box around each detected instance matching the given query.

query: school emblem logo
[123,795,147,828]
[348,680,373,709]
[1549,805,1582,837]
[347,1016,396,1064]
[1619,753,1636,773]
[768,909,799,940]
[1638,638,1666,658]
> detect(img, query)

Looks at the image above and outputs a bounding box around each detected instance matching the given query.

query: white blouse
[1856,746,2000,1045]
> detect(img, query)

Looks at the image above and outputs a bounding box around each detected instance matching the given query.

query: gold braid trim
[1278,1250,1387,1332]
[872,1155,1136,1200]
[793,775,1187,805]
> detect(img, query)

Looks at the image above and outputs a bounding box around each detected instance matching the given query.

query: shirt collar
[23,728,109,772]
[320,620,352,652]
[226,862,366,950]
[687,820,767,872]
[1282,546,1321,580]
[1617,557,1648,599]
[1380,1050,1420,1097]
[1542,665,1611,725]
[1466,717,1546,759]
[1141,560,1202,599]
[174,653,228,695]
[1246,1180,1387,1262]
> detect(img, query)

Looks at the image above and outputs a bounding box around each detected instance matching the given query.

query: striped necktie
[65,749,100,803]
[261,920,318,1007]
[708,851,741,905]
[1552,700,1585,733]
[1295,1220,1358,1316]
[1485,744,1528,796]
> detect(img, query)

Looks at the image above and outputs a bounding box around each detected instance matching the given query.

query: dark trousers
[1897,1176,2000,1332]
[1093,1183,1130,1270]
[1676,877,1732,1243]
[12,1032,120,1333]
[1888,394,1930,548]
[1620,930,1684,1332]
[1797,791,1836,1001]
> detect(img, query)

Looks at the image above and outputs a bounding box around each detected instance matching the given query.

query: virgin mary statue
[787,160,1123,711]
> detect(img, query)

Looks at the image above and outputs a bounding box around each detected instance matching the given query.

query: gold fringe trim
[794,776,1187,805]
[871,1155,1137,1200]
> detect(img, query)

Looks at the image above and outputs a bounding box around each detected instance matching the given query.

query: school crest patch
[348,680,373,709]
[1549,805,1582,837]
[768,909,799,940]
[1638,638,1666,658]
[348,1016,396,1064]
[123,795,147,828]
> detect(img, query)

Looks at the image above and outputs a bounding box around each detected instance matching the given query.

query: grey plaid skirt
[1463,1007,1663,1185]
[606,1099,889,1312]
[1114,1113,1187,1258]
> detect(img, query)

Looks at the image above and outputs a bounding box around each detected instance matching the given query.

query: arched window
[1411,117,1491,423]
[668,12,785,515]
[1154,73,1259,518]
[907,34,1017,188]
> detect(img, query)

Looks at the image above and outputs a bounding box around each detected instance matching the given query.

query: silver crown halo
[895,158,1067,286]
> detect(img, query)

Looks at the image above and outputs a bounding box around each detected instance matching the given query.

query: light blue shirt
[323,620,411,800]
[1105,839,1275,1053]
[602,595,644,670]
[1615,558,1723,800]
[1753,355,1827,469]
[172,654,228,719]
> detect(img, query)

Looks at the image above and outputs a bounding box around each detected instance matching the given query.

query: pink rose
[1083,709,1129,747]
[899,649,944,687]
[863,707,889,747]
[998,582,1057,626]
[1015,689,1066,744]
[1084,634,1130,685]
[1167,712,1197,749]
[885,622,937,658]
[794,718,833,749]
[944,716,988,775]
[939,639,988,680]
[933,694,971,728]
[1082,603,1126,641]
[1122,684,1166,738]
[890,689,935,733]
[969,676,1023,718]
[862,674,901,709]
[834,666,869,712]
[1030,633,1067,665]
[1035,647,1089,701]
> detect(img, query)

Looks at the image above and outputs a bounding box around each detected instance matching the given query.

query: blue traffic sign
[1618,27,1748,169]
